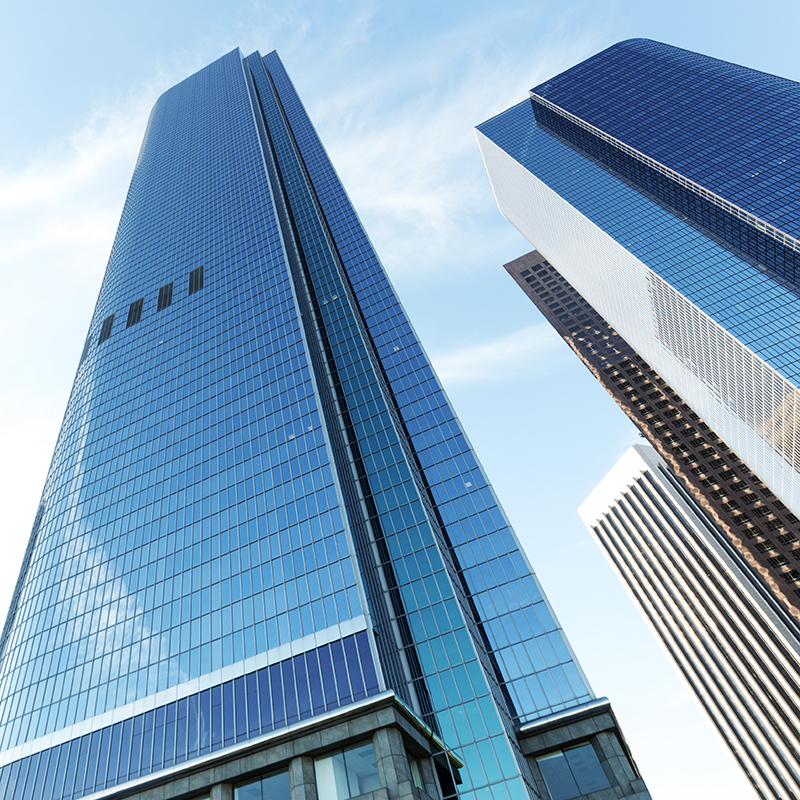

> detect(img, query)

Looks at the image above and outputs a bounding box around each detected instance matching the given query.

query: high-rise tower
[505,248,800,628]
[580,443,800,800]
[0,49,648,800]
[477,39,800,621]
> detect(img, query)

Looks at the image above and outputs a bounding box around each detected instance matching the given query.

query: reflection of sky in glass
[532,38,800,240]
[0,50,366,753]
[478,100,800,387]
[261,49,593,798]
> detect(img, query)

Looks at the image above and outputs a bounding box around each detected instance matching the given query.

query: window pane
[564,744,610,794]
[315,741,380,800]
[408,757,424,789]
[343,742,380,796]
[235,770,290,800]
[537,751,580,800]
[235,779,263,800]
[315,751,349,800]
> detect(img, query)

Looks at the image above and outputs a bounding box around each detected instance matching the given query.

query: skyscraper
[580,443,800,800]
[476,39,800,622]
[0,49,648,800]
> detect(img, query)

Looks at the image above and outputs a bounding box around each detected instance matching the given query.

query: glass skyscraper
[0,48,646,800]
[477,38,800,620]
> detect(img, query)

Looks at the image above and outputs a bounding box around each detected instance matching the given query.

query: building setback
[579,444,800,800]
[0,50,649,800]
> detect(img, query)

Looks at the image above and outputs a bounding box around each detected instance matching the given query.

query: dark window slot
[126,298,144,327]
[188,266,204,295]
[98,314,114,344]
[79,336,91,365]
[157,282,174,311]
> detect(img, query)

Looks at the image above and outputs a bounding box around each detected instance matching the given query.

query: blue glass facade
[478,97,800,386]
[0,49,593,800]
[531,39,800,245]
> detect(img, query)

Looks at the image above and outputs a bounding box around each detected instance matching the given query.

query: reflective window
[0,44,597,800]
[407,755,424,790]
[235,769,290,800]
[315,741,380,800]
[537,743,610,800]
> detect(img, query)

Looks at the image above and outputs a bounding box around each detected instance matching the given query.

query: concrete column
[418,755,439,799]
[372,727,416,799]
[289,755,318,800]
[594,730,650,798]
[210,784,234,800]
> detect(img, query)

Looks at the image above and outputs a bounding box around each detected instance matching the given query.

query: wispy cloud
[430,324,562,384]
[295,11,607,278]
[0,88,162,619]
[0,3,606,620]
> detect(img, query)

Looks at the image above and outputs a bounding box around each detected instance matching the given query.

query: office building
[477,40,800,799]
[579,443,800,800]
[505,249,800,625]
[0,49,649,800]
[477,39,800,622]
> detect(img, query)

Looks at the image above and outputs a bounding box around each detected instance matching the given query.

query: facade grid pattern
[504,251,800,621]
[477,98,800,525]
[478,39,800,798]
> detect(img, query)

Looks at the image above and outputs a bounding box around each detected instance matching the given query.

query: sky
[2,1,799,797]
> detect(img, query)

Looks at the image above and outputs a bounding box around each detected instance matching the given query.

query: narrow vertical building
[579,444,800,800]
[0,50,648,800]
[504,249,800,625]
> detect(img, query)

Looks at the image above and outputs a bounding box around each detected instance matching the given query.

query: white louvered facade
[578,445,800,800]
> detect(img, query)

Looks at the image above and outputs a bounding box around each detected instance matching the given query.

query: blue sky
[3,1,799,797]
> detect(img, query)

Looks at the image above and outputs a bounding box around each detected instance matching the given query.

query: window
[79,335,91,365]
[189,266,204,295]
[768,555,789,568]
[235,770,290,800]
[315,741,381,800]
[127,298,144,327]
[158,282,174,311]
[99,314,114,344]
[537,743,610,800]
[408,756,424,790]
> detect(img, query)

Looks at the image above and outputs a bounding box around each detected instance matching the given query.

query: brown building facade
[505,250,800,625]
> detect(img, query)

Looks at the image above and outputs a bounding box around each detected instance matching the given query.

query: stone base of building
[517,699,651,800]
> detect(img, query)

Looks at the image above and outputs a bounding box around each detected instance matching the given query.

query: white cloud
[0,89,161,622]
[430,324,561,384]
[301,12,608,278]
[0,3,601,621]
